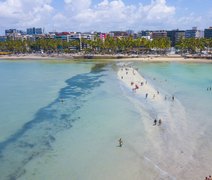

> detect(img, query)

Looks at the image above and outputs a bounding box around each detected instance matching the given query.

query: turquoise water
[0,60,211,180]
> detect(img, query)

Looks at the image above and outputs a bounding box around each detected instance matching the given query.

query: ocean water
[0,60,211,180]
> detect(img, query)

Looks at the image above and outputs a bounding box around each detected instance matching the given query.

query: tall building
[185,27,203,38]
[167,30,185,47]
[138,30,152,37]
[137,30,151,40]
[5,29,17,36]
[0,36,7,42]
[204,27,212,38]
[4,29,25,40]
[152,30,167,39]
[126,30,134,36]
[27,27,43,35]
[109,31,128,37]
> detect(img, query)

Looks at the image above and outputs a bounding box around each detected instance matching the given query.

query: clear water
[0,60,211,180]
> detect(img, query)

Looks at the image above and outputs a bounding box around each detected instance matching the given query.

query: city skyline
[0,0,211,34]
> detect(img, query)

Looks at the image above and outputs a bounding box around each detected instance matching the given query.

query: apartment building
[204,27,212,38]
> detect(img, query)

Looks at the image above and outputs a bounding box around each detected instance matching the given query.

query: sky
[0,0,211,34]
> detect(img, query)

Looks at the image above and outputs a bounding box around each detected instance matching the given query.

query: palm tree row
[82,35,171,54]
[0,39,80,54]
[175,38,212,54]
[0,36,171,54]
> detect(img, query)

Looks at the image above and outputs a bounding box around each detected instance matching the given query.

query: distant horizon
[0,0,211,35]
[1,26,211,36]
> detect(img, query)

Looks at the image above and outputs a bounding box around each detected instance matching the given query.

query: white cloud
[0,0,54,30]
[0,0,210,33]
[64,0,92,13]
[57,0,176,31]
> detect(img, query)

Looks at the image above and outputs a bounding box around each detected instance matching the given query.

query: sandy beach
[0,54,212,63]
[117,66,163,101]
[116,65,204,179]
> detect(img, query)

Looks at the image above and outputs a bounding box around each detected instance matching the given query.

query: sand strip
[117,66,163,102]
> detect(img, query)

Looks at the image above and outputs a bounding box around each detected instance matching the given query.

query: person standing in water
[118,138,123,147]
[153,119,157,126]
[172,96,175,101]
[158,119,162,126]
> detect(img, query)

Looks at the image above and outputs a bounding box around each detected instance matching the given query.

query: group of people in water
[118,65,176,147]
[120,65,176,101]
[118,118,162,147]
[206,87,212,91]
[153,118,162,126]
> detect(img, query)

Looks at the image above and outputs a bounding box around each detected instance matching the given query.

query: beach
[116,64,212,179]
[0,53,212,63]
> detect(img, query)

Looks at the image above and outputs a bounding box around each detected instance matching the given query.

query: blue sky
[0,0,211,34]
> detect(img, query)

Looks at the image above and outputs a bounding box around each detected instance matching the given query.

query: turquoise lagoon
[0,60,211,180]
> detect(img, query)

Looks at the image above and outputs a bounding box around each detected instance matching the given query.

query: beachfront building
[66,32,95,51]
[98,33,107,41]
[204,27,212,38]
[109,31,128,38]
[45,32,56,39]
[55,32,71,41]
[5,29,17,36]
[4,29,26,40]
[5,29,26,36]
[0,36,7,42]
[137,30,151,40]
[27,27,43,35]
[167,30,185,47]
[126,30,134,36]
[138,30,152,37]
[81,33,95,50]
[185,27,203,39]
[152,30,167,39]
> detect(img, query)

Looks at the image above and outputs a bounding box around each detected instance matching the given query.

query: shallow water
[0,60,211,180]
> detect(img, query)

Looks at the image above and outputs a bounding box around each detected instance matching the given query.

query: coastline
[0,54,212,63]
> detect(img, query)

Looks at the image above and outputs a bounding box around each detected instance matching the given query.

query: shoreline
[0,54,211,63]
